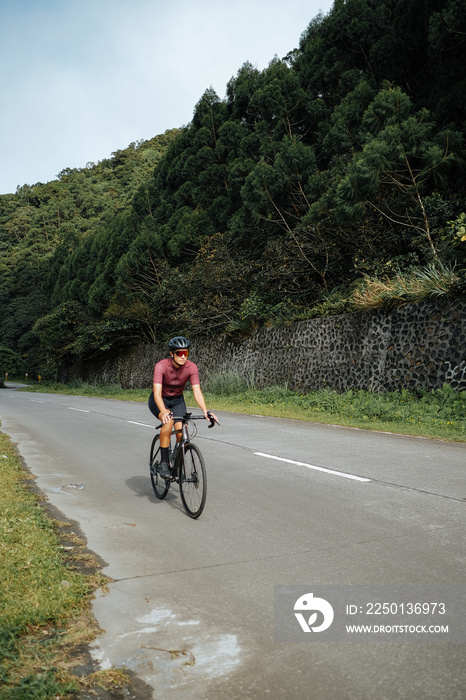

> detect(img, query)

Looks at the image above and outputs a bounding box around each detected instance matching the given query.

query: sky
[0,0,334,195]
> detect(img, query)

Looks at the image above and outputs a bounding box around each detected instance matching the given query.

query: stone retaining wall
[60,298,466,392]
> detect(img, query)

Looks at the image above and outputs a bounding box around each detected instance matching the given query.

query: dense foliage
[0,131,179,373]
[1,0,465,377]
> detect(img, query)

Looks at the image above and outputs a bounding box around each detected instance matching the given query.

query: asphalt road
[1,385,465,700]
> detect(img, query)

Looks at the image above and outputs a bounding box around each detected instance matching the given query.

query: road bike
[149,412,217,518]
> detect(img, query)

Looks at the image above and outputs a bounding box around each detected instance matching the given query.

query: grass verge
[13,377,466,442]
[190,384,466,442]
[0,431,140,699]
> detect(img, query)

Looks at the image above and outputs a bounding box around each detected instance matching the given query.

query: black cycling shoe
[157,461,171,479]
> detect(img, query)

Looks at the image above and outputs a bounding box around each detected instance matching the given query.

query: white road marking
[127,421,154,428]
[254,452,371,482]
[68,407,90,413]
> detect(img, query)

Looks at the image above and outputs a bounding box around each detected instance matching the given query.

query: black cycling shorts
[148,391,187,419]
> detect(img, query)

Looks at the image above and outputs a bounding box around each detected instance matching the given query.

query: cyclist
[148,336,218,479]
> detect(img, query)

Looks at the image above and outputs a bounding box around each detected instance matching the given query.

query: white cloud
[0,0,333,193]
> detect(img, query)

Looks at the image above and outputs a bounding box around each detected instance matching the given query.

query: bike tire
[179,443,207,519]
[149,434,170,499]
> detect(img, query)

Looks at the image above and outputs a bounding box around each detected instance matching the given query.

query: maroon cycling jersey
[153,358,200,397]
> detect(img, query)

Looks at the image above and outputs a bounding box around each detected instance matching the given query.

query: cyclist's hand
[206,410,219,427]
[161,410,173,424]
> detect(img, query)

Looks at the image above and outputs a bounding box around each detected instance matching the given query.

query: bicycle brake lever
[207,413,219,428]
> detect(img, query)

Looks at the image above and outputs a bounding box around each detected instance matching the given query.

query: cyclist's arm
[192,384,218,423]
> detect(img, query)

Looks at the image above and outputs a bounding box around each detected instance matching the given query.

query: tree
[336,86,463,259]
[0,345,25,376]
[1,1,466,370]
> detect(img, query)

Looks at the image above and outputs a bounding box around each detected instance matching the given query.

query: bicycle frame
[149,412,217,518]
[169,413,214,462]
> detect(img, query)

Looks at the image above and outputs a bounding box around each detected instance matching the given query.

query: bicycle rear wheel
[149,434,170,499]
[179,443,207,518]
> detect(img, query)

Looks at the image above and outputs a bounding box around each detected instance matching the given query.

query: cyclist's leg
[151,394,173,477]
[159,419,173,447]
[155,419,171,478]
[165,394,187,448]
[150,392,172,443]
[148,390,160,419]
[150,434,170,499]
[150,394,186,477]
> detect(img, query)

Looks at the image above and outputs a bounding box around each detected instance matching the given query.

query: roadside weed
[0,432,129,699]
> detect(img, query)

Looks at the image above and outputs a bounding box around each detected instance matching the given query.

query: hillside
[0,0,465,378]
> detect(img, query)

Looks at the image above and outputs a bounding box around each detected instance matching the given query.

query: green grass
[15,375,466,442]
[191,383,466,442]
[0,431,130,699]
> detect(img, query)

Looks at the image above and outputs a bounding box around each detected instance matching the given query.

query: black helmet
[168,336,191,350]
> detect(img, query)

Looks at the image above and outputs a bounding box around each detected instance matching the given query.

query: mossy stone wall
[60,299,466,393]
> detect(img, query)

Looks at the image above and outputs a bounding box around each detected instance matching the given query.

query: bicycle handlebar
[155,411,219,430]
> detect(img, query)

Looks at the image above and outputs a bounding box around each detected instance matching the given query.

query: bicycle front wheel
[149,434,170,500]
[179,443,207,518]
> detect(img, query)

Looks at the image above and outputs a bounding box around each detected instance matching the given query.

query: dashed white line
[254,452,371,482]
[68,407,90,413]
[128,421,154,428]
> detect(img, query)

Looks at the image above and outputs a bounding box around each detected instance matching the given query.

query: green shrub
[203,369,255,395]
